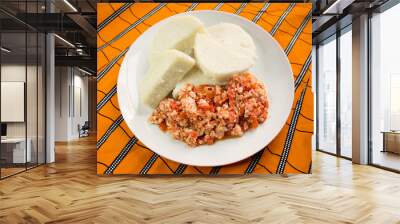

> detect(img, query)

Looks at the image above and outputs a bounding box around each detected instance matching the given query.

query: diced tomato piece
[170,101,179,110]
[159,122,168,132]
[250,117,259,129]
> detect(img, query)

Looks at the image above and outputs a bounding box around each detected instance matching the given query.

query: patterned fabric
[97,3,313,175]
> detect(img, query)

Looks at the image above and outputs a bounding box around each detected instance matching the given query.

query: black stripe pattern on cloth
[294,52,312,90]
[276,84,308,174]
[140,153,159,175]
[245,150,264,174]
[104,137,138,175]
[98,3,134,32]
[97,115,124,150]
[214,3,224,10]
[252,3,270,23]
[97,47,129,81]
[174,164,187,175]
[209,166,221,175]
[284,10,312,55]
[270,3,296,36]
[235,3,247,15]
[97,85,117,111]
[98,3,167,52]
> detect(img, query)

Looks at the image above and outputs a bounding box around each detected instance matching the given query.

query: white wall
[1,64,39,138]
[1,65,25,139]
[54,67,89,141]
[55,66,69,141]
[72,73,89,138]
[1,63,46,163]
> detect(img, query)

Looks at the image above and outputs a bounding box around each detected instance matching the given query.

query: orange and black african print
[97,3,313,175]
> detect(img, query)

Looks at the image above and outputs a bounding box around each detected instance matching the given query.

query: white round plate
[117,10,293,167]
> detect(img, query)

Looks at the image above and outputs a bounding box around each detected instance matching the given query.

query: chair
[78,121,90,138]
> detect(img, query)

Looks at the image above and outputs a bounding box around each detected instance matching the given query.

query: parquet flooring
[1,135,400,223]
[0,167,26,178]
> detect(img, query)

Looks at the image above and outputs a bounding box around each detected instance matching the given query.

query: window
[339,29,352,158]
[316,26,353,159]
[317,36,337,154]
[390,74,400,130]
[370,2,400,171]
[0,0,47,179]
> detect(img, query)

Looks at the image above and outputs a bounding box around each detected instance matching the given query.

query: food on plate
[142,16,267,147]
[171,23,258,99]
[149,73,268,147]
[194,33,255,83]
[207,23,257,60]
[140,49,195,108]
[172,67,223,98]
[150,15,205,58]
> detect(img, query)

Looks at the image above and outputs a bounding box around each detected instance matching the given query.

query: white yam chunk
[150,16,205,58]
[194,33,254,82]
[207,23,257,60]
[141,49,195,108]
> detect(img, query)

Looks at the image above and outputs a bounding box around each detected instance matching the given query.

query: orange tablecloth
[97,3,313,175]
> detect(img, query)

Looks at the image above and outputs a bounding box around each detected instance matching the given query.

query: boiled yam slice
[141,50,195,108]
[150,16,205,58]
[207,23,257,60]
[194,33,254,82]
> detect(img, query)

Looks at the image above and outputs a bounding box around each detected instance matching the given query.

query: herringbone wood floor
[1,136,400,224]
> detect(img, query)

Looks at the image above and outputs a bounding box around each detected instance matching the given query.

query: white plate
[117,10,293,167]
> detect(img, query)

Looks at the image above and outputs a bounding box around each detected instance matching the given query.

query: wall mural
[97,2,313,175]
